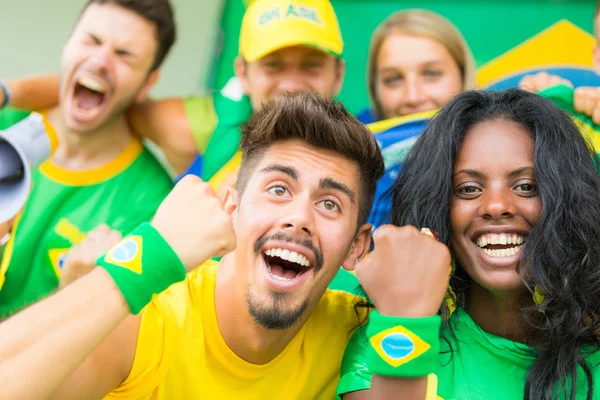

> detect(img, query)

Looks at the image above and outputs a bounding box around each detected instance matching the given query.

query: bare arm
[348,226,452,400]
[128,99,199,175]
[3,76,203,175]
[0,268,137,399]
[0,175,236,399]
[344,377,428,400]
[2,74,60,110]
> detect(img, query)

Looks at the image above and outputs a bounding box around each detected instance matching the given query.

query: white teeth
[78,76,105,93]
[476,233,525,248]
[482,245,522,258]
[264,247,311,268]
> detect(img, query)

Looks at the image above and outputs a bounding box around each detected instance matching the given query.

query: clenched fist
[355,225,452,317]
[0,218,14,247]
[519,72,573,93]
[573,86,600,124]
[151,175,236,271]
[60,225,122,288]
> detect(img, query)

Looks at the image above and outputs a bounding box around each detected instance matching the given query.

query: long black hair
[387,89,600,399]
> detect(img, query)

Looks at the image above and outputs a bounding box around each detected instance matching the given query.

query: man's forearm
[4,74,60,110]
[0,268,129,399]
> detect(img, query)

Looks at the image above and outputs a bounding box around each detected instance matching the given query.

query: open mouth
[73,76,108,114]
[263,248,313,281]
[475,233,526,258]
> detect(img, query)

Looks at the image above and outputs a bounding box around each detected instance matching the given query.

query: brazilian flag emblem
[369,325,431,367]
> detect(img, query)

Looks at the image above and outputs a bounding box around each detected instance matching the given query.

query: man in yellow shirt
[1,92,385,399]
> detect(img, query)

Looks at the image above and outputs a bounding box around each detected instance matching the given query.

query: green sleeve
[336,324,373,397]
[328,269,361,293]
[538,84,599,129]
[109,150,174,235]
[0,107,31,130]
[539,84,600,172]
[182,96,217,155]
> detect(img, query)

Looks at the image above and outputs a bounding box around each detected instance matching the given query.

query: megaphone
[0,112,57,224]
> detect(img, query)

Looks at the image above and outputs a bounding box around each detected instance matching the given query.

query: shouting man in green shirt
[0,0,175,317]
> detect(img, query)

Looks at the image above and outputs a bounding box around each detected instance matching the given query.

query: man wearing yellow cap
[193,0,346,197]
[4,0,346,194]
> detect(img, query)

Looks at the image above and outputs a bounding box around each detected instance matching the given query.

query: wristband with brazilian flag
[97,223,187,314]
[366,310,441,378]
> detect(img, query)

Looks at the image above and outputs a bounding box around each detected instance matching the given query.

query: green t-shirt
[0,108,173,317]
[337,307,600,399]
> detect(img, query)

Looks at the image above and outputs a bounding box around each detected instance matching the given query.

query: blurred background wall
[0,0,225,97]
[0,0,597,113]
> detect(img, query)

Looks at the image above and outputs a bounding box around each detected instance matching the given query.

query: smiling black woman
[340,89,600,400]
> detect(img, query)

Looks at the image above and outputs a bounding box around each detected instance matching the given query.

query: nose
[278,195,315,237]
[478,189,517,220]
[277,69,309,93]
[87,44,113,72]
[403,77,426,105]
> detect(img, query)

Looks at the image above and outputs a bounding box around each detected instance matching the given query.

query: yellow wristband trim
[425,373,441,400]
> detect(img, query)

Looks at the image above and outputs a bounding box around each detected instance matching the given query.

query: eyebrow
[319,178,356,204]
[87,32,101,44]
[260,164,298,180]
[453,166,535,179]
[86,32,137,59]
[260,164,355,203]
[453,169,485,179]
[420,61,443,68]
[379,61,442,73]
[508,166,535,178]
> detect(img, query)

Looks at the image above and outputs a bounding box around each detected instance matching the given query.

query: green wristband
[366,310,441,378]
[97,223,187,314]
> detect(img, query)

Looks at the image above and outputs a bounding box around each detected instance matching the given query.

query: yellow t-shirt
[106,261,365,399]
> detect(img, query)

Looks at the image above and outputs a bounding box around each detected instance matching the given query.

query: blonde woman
[363,10,476,226]
[359,10,475,123]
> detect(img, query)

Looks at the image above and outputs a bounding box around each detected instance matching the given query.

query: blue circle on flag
[111,240,138,262]
[381,332,414,360]
[58,253,67,269]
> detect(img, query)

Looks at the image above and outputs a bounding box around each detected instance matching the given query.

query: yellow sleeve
[183,96,217,155]
[0,214,23,291]
[105,297,177,399]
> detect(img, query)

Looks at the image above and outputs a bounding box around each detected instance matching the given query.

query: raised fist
[574,86,600,124]
[60,224,122,288]
[519,72,573,93]
[151,175,236,270]
[355,225,451,317]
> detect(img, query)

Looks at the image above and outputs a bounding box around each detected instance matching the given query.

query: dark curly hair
[386,88,600,399]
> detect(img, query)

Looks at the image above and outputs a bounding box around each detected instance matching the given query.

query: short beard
[246,288,309,331]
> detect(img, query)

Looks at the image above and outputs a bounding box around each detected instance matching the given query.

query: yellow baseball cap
[239,0,343,62]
